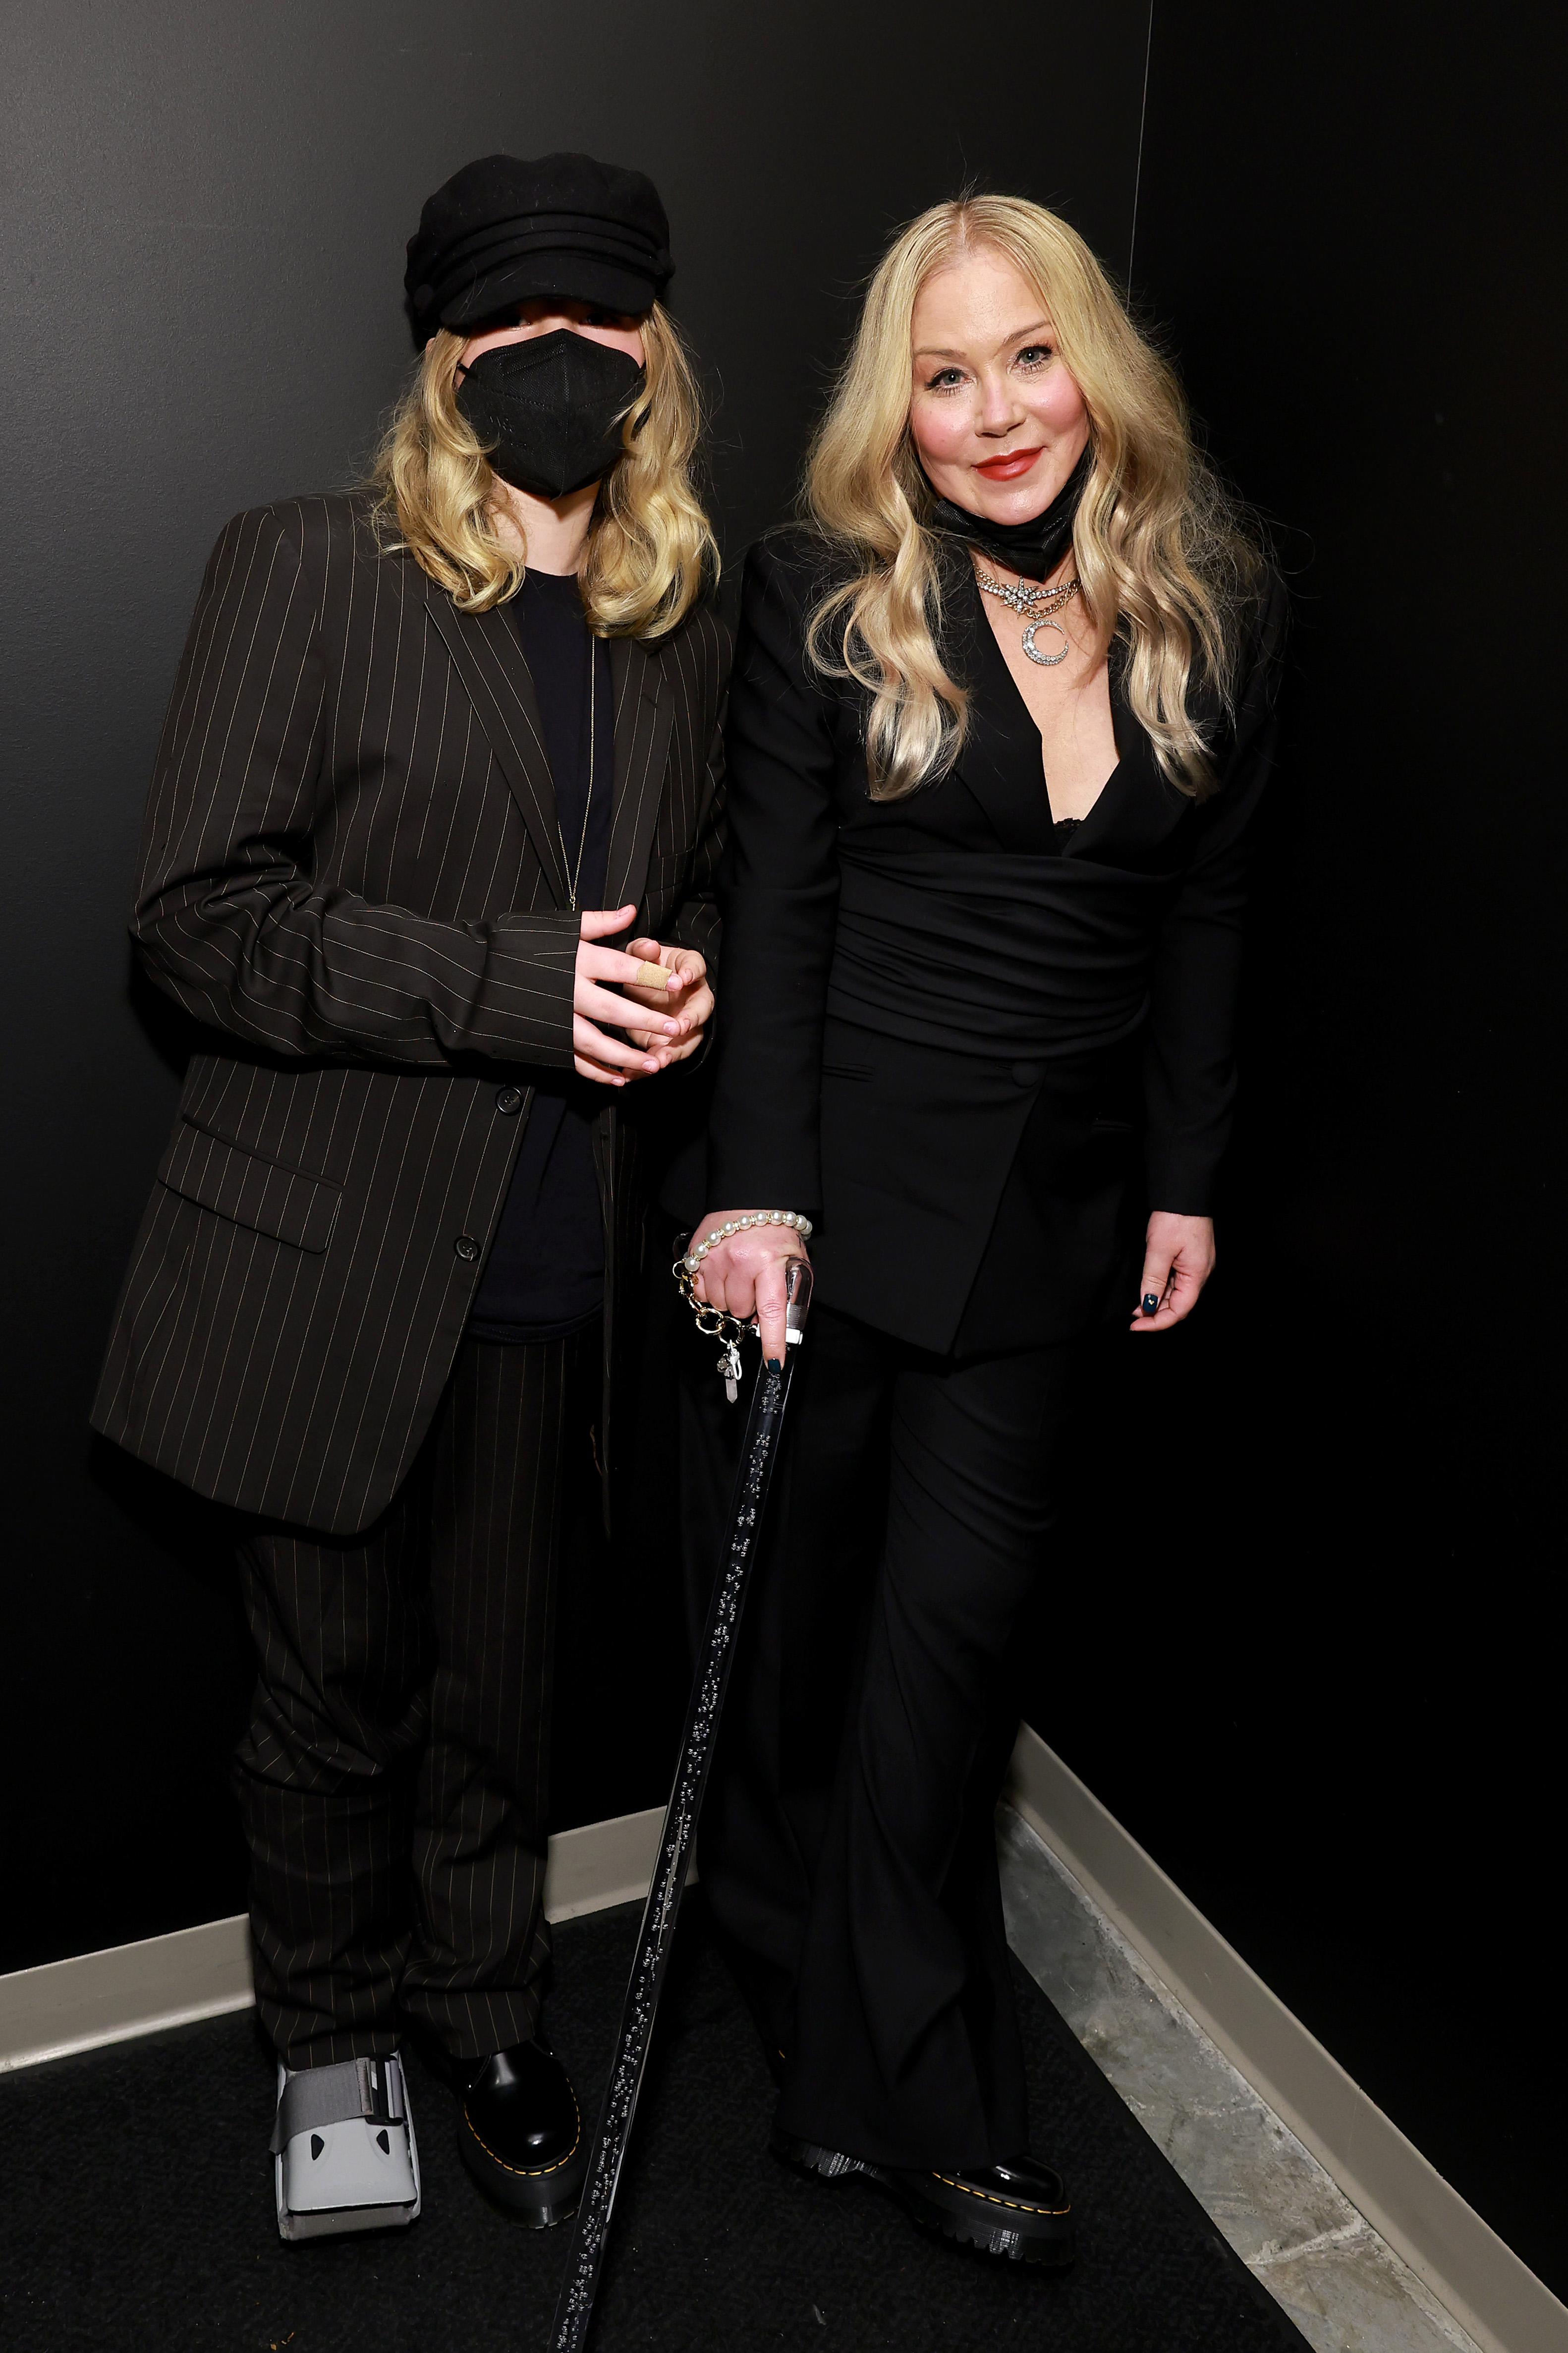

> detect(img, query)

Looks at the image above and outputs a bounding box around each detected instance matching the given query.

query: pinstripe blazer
[92,492,729,1534]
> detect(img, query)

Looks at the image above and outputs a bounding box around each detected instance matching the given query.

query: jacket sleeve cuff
[704,1138,822,1222]
[486,910,579,1066]
[1143,1129,1223,1217]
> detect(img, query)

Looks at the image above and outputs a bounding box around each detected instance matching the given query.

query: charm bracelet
[673,1212,815,1401]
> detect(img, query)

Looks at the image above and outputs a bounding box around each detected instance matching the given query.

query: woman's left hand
[620,938,714,1065]
[1130,1211,1216,1332]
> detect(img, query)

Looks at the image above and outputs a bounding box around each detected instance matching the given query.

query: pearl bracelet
[683,1212,814,1273]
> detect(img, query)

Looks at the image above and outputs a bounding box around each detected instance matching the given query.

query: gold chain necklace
[558,643,596,915]
[974,566,1082,667]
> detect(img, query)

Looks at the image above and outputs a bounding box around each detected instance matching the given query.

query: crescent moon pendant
[1022,617,1070,667]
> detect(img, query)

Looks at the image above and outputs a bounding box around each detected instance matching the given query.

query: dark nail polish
[1140,1292,1160,1316]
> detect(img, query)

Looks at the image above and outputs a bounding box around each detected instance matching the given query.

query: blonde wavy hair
[804,195,1265,798]
[371,305,716,636]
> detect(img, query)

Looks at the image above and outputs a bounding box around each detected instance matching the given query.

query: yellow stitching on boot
[931,2171,1070,2218]
[463,2080,582,2178]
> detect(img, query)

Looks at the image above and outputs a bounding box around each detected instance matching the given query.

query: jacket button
[495,1086,523,1114]
[1011,1061,1042,1088]
[454,1235,480,1263]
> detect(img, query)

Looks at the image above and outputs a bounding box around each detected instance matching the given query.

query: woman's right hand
[574,905,687,1085]
[691,1212,811,1364]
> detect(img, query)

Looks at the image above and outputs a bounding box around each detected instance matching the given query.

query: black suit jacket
[93,494,728,1532]
[703,534,1284,1352]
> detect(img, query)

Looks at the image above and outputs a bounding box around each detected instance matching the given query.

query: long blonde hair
[371,305,717,636]
[804,195,1265,798]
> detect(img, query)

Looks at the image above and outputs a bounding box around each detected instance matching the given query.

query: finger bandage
[634,960,672,988]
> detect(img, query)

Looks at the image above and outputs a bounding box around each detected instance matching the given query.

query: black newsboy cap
[405,151,672,341]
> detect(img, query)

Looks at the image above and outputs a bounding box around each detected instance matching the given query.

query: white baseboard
[1003,1723,1566,2353]
[0,1913,257,2074]
[0,1803,668,2075]
[538,1804,669,1923]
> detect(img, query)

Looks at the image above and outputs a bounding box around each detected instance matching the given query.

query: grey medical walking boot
[272,2053,422,2241]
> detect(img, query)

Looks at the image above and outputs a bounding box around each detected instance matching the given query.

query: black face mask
[456,329,646,500]
[922,442,1093,581]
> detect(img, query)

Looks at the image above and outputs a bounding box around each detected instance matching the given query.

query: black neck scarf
[923,442,1093,581]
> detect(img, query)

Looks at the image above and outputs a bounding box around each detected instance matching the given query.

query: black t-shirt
[468,568,614,1343]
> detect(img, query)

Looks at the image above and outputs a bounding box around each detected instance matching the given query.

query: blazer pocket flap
[158,1121,341,1253]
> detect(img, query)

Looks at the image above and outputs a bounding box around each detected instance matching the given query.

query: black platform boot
[458,2041,588,2226]
[772,2129,1075,2267]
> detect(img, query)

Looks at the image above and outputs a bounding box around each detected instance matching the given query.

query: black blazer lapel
[421,574,571,905]
[945,567,1059,853]
[604,636,676,917]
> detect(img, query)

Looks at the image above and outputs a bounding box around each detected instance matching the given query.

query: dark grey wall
[7,0,1557,2295]
[0,0,1148,1973]
[1021,0,1565,2292]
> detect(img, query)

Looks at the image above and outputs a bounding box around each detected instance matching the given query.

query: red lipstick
[973,447,1043,481]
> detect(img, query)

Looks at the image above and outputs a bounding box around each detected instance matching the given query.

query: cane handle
[784,1255,813,1345]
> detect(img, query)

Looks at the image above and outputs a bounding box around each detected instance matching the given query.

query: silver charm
[1022,616,1070,666]
[718,1336,743,1404]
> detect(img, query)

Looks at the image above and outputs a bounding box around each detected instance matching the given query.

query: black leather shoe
[457,2041,587,2226]
[882,2153,1074,2265]
[772,2129,1074,2267]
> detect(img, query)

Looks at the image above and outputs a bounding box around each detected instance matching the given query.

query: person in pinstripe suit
[92,153,729,2239]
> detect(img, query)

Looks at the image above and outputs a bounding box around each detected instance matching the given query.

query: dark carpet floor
[1,1898,1307,2353]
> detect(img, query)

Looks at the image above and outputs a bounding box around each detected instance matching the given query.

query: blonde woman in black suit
[683,194,1280,2268]
[93,152,728,2241]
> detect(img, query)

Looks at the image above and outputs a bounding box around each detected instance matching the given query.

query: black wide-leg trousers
[234,1333,578,2069]
[682,1304,1076,2171]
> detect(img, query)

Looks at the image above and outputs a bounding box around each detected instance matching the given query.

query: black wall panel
[0,0,1148,1975]
[1021,0,1564,2291]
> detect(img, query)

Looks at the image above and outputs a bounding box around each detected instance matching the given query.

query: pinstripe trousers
[234,1332,584,2068]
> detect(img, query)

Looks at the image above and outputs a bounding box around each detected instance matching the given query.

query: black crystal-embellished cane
[548,1256,814,2353]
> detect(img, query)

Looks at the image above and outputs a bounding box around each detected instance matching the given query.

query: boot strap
[270,2056,404,2153]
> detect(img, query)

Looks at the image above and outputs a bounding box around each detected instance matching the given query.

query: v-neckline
[957,572,1123,851]
[977,576,1120,831]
